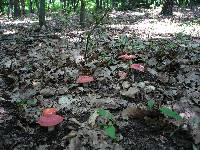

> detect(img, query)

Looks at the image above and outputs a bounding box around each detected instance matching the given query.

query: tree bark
[96,0,100,10]
[39,0,46,27]
[0,0,3,13]
[80,0,85,28]
[7,0,14,18]
[20,0,26,15]
[161,0,173,16]
[35,0,40,13]
[29,0,33,13]
[14,0,21,18]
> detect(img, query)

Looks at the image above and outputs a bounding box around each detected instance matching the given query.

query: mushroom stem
[48,126,55,132]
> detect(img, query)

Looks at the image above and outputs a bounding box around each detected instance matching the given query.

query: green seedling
[104,122,116,139]
[147,100,182,121]
[147,99,155,110]
[97,108,114,121]
[96,108,116,139]
[159,107,182,121]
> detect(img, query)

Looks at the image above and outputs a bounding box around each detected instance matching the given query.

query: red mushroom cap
[76,75,94,84]
[37,115,64,127]
[130,64,144,72]
[118,54,136,60]
[118,71,127,78]
[42,108,57,117]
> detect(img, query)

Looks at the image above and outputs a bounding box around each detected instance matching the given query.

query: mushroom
[118,54,136,61]
[76,75,94,84]
[37,114,64,132]
[42,108,57,117]
[130,64,144,72]
[118,71,127,79]
[76,75,94,90]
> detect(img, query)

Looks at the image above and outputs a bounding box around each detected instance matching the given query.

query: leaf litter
[0,7,200,150]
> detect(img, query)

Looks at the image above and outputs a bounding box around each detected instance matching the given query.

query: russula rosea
[37,108,63,132]
[118,54,136,61]
[76,75,94,84]
[42,108,57,117]
[118,71,127,79]
[130,64,144,72]
[37,115,64,131]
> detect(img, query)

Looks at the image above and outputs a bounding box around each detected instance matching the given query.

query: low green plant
[96,108,116,139]
[147,99,155,110]
[159,107,182,121]
[147,100,182,121]
[16,99,37,107]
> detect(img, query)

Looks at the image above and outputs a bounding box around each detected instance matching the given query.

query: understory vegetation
[0,0,200,149]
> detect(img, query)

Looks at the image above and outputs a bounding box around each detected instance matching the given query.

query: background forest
[0,0,200,149]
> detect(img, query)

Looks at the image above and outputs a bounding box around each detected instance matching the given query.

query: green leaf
[159,107,182,121]
[97,108,114,120]
[147,99,155,110]
[104,124,116,139]
[26,99,37,106]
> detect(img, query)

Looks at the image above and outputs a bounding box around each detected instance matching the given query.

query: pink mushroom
[118,54,136,61]
[76,75,94,84]
[118,71,127,79]
[130,64,145,72]
[37,114,64,131]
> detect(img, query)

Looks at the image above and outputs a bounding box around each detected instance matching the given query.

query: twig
[84,10,109,62]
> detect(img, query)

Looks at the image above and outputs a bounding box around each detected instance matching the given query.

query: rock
[57,86,68,95]
[147,68,158,76]
[138,82,145,89]
[0,78,6,89]
[122,81,131,89]
[20,88,37,99]
[4,60,12,69]
[112,83,121,90]
[158,72,169,83]
[148,58,157,67]
[120,86,139,98]
[40,87,56,97]
[145,85,156,93]
[92,97,121,109]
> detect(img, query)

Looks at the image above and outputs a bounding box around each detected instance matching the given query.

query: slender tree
[39,0,46,27]
[161,0,173,15]
[29,0,33,13]
[80,0,85,28]
[0,0,3,13]
[96,0,100,10]
[7,0,13,17]
[14,0,21,18]
[35,0,40,13]
[20,0,26,15]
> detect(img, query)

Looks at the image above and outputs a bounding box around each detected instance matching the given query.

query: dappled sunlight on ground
[0,18,38,25]
[2,29,16,35]
[109,10,146,18]
[107,17,200,39]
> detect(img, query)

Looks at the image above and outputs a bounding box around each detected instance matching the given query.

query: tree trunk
[161,0,173,16]
[14,0,21,18]
[7,0,14,18]
[0,0,3,13]
[20,0,26,15]
[80,0,85,28]
[96,0,100,10]
[39,0,46,27]
[29,0,33,13]
[35,0,40,13]
[99,0,102,9]
[111,0,116,8]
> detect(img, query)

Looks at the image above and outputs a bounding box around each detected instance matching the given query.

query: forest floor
[0,6,200,150]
